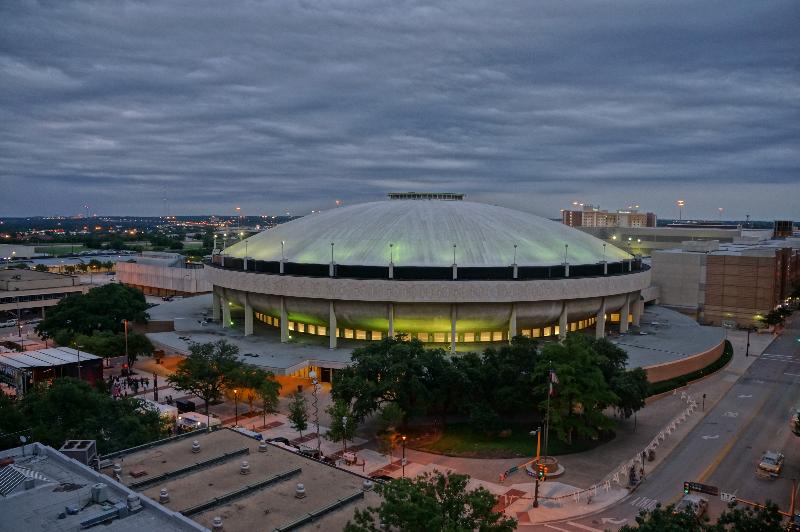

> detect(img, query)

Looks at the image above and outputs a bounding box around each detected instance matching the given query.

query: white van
[177,411,222,430]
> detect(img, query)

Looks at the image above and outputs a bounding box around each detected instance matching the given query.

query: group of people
[109,374,153,399]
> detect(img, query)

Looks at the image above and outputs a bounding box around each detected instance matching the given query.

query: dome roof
[223,199,631,267]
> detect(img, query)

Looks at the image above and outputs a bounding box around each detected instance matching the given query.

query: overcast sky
[1,1,798,220]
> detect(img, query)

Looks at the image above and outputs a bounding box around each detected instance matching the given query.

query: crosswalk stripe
[544,524,571,532]
[567,522,603,532]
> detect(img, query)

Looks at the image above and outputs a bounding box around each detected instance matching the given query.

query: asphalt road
[526,318,800,532]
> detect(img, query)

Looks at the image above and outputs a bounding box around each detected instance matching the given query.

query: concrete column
[279,259,285,274]
[558,303,568,341]
[619,294,631,334]
[244,295,253,336]
[212,292,221,321]
[596,298,607,339]
[280,296,288,343]
[388,303,395,338]
[221,297,231,328]
[452,264,457,280]
[450,305,457,354]
[389,262,394,279]
[243,257,248,271]
[329,301,337,349]
[508,304,517,341]
[564,263,570,277]
[512,264,518,279]
[602,261,608,275]
[632,295,643,327]
[41,306,46,319]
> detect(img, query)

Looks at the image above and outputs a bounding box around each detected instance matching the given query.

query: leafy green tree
[326,399,358,452]
[231,366,273,412]
[167,340,241,427]
[287,392,308,438]
[611,367,650,419]
[619,504,703,532]
[0,393,27,450]
[332,336,454,421]
[538,335,618,444]
[1,378,164,454]
[345,471,516,532]
[376,403,405,457]
[620,501,785,532]
[36,283,148,341]
[256,378,281,428]
[74,330,153,368]
[709,501,784,531]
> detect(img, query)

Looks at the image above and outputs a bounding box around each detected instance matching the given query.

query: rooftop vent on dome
[387,192,464,201]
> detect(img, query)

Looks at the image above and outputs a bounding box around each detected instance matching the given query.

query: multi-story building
[561,204,657,229]
[651,239,800,327]
[0,269,88,320]
[116,252,210,297]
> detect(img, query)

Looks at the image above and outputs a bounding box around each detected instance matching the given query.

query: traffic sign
[720,492,736,503]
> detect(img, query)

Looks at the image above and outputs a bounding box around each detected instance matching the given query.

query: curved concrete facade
[207,265,649,349]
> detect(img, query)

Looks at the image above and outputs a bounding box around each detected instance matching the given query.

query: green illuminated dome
[224,197,630,267]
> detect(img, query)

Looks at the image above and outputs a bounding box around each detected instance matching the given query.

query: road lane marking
[697,388,772,483]
[567,522,603,532]
[702,434,720,440]
[544,524,571,532]
[784,373,800,377]
[737,394,753,398]
[723,411,739,417]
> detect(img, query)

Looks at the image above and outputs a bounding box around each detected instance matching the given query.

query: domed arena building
[205,193,650,352]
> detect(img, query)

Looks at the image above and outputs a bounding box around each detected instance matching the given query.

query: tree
[231,366,276,413]
[287,392,308,438]
[167,340,241,427]
[1,378,164,454]
[376,403,405,458]
[618,504,704,532]
[326,399,358,452]
[34,264,49,272]
[36,283,149,341]
[611,367,650,419]
[256,378,281,428]
[538,335,618,444]
[619,501,785,532]
[345,471,516,532]
[124,330,154,368]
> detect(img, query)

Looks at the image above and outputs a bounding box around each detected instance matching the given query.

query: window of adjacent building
[532,328,541,338]
[543,326,552,337]
[372,331,382,340]
[554,325,560,336]
[480,331,491,342]
[345,328,354,339]
[317,326,327,336]
[356,330,367,340]
[434,332,446,343]
[492,331,503,342]
[521,329,531,338]
[418,332,429,342]
[464,332,475,342]
[570,322,577,332]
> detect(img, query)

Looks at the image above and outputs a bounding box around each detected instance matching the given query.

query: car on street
[757,450,785,478]
[0,319,18,328]
[674,494,708,518]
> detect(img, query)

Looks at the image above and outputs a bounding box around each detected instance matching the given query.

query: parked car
[0,319,18,328]
[674,494,708,518]
[757,450,785,478]
[369,474,395,482]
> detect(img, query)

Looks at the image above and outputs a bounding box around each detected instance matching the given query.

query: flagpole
[544,361,551,460]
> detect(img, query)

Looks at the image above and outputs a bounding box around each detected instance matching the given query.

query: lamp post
[746,327,752,357]
[401,435,407,477]
[75,344,83,380]
[123,319,129,369]
[233,389,239,426]
[342,416,348,453]
[309,370,321,456]
[676,199,685,220]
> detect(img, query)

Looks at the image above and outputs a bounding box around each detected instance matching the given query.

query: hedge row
[647,340,733,397]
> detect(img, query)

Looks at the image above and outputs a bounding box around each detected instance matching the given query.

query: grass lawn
[35,244,85,256]
[414,422,614,459]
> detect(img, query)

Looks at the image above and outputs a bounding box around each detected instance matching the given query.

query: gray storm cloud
[0,0,798,219]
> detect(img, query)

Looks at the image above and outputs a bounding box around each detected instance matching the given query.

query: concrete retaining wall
[643,340,725,383]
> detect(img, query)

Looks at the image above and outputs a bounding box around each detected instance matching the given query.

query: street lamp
[233,389,239,426]
[342,416,348,453]
[401,435,407,477]
[676,199,686,220]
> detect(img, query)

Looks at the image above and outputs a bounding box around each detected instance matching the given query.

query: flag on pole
[549,369,559,397]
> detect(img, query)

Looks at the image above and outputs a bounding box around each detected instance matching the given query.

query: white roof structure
[0,346,100,370]
[224,199,631,267]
